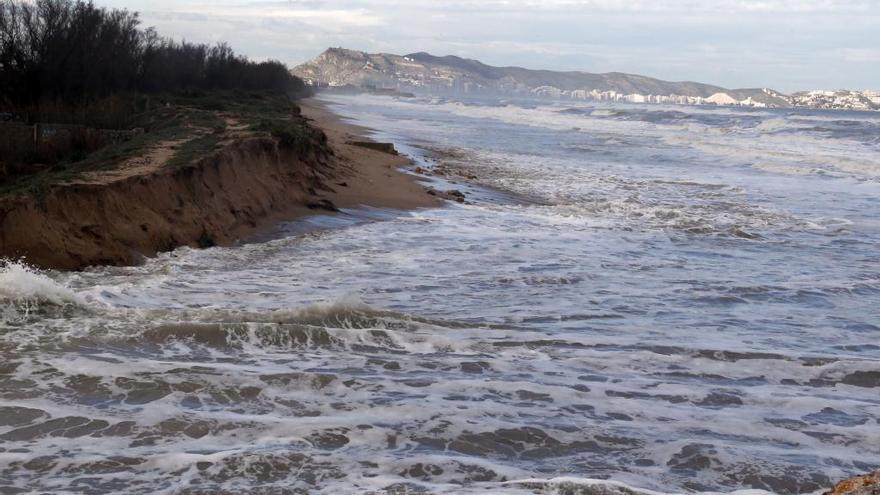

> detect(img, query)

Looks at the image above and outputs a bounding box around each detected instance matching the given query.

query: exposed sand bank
[0,98,440,270]
[297,98,440,211]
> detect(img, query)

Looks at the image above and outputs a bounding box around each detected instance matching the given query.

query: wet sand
[298,97,442,211]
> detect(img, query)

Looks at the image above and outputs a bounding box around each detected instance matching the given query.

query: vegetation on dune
[0,90,328,197]
[0,0,318,197]
[0,0,310,122]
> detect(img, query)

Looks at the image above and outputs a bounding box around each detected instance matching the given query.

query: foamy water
[1,95,878,494]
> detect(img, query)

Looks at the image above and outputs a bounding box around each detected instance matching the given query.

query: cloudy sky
[98,0,879,92]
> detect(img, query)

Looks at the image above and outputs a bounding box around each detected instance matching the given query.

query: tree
[0,0,310,122]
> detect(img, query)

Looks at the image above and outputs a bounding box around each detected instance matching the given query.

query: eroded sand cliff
[0,99,438,270]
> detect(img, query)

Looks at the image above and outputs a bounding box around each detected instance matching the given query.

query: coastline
[0,96,441,271]
[2,96,879,495]
[297,97,441,212]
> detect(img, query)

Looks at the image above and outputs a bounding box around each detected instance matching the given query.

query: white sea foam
[0,260,80,305]
[336,94,880,180]
[0,261,83,323]
[2,96,878,495]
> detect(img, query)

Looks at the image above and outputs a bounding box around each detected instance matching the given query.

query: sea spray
[0,260,82,322]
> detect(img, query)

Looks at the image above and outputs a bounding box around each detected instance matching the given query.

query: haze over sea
[1,94,879,494]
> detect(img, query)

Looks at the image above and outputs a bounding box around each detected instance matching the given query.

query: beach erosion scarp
[0,98,440,270]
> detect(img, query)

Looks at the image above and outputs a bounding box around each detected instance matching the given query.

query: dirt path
[220,115,252,144]
[76,137,196,185]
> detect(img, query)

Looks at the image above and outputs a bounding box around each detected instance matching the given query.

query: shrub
[0,0,311,126]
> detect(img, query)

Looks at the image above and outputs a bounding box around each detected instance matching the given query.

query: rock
[446,189,466,202]
[347,141,398,155]
[306,199,340,212]
[425,187,466,203]
[825,471,880,495]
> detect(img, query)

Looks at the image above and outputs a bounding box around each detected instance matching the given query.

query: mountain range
[293,48,880,111]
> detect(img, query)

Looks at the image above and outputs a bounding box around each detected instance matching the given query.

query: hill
[293,48,789,107]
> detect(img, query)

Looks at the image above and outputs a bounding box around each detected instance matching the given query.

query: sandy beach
[298,98,442,212]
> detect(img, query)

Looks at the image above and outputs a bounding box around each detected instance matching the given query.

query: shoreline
[297,97,442,212]
[0,96,441,271]
[2,98,878,495]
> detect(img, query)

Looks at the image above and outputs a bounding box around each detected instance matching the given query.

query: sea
[1,94,879,495]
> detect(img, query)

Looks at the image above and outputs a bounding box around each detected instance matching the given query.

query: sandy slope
[0,98,440,270]
[298,98,440,211]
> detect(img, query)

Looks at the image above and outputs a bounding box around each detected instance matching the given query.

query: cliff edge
[0,94,438,270]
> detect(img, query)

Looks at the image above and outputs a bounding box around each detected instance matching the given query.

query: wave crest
[0,261,82,321]
[136,298,470,353]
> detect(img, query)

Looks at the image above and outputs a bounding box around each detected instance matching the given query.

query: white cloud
[97,0,880,91]
[166,3,384,27]
[342,0,875,13]
[838,48,880,63]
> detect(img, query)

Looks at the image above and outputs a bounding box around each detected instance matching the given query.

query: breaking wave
[0,260,80,305]
[136,299,472,354]
[3,95,879,494]
[0,260,83,322]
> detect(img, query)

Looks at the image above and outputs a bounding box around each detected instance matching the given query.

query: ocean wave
[356,95,880,181]
[0,261,83,322]
[0,260,80,305]
[429,148,807,238]
[133,298,475,354]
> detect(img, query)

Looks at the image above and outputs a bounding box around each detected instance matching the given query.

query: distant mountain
[294,48,880,111]
[293,48,789,108]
